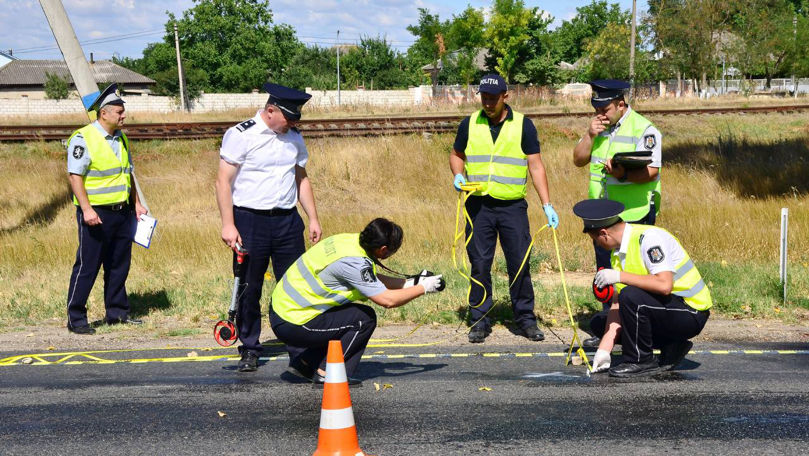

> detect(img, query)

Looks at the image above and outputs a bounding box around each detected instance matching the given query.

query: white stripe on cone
[325,362,348,383]
[319,407,356,430]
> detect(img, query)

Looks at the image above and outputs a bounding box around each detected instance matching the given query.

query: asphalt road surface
[1,341,808,455]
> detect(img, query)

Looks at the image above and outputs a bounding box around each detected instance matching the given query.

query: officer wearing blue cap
[66,83,147,334]
[215,82,322,372]
[572,199,711,377]
[449,73,558,343]
[572,79,664,348]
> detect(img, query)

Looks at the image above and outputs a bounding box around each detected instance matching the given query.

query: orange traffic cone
[313,340,366,456]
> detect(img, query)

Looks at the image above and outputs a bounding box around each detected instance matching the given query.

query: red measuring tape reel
[592,267,615,304]
[213,320,238,347]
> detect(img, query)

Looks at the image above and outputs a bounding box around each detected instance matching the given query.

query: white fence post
[780,208,789,305]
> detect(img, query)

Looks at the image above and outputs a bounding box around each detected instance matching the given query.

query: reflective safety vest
[589,109,661,221]
[464,109,527,200]
[611,224,712,311]
[69,124,131,206]
[271,233,375,325]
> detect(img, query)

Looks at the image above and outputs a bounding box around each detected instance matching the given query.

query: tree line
[114,0,809,98]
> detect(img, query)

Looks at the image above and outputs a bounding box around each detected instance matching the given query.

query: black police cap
[589,79,630,108]
[572,199,625,233]
[263,82,312,121]
[88,83,124,112]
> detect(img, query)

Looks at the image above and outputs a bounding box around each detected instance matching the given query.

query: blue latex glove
[543,203,559,229]
[453,173,467,191]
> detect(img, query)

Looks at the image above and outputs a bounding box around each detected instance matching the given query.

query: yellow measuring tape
[451,183,592,371]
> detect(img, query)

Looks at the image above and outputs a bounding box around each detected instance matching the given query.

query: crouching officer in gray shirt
[270,218,445,386]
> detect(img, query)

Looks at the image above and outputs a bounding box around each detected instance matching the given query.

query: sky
[0,0,649,61]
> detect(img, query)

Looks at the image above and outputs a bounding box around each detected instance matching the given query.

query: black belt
[93,203,129,211]
[235,205,296,216]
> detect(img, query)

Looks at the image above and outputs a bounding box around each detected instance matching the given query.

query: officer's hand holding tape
[594,268,620,288]
[420,275,445,293]
[542,203,559,229]
[405,270,445,293]
[453,173,467,192]
[593,349,611,373]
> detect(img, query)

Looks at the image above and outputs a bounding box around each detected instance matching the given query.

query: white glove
[592,349,611,373]
[404,270,431,288]
[420,274,444,293]
[594,268,620,288]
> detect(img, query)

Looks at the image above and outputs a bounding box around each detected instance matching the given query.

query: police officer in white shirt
[215,83,322,372]
[573,199,711,378]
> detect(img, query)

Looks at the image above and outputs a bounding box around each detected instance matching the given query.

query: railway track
[1,104,807,142]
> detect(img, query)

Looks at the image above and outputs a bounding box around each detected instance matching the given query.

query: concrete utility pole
[336,30,341,106]
[174,23,187,111]
[628,0,637,99]
[793,14,798,99]
[38,0,99,109]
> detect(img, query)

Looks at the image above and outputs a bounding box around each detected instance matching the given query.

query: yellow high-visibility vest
[464,109,528,200]
[69,124,131,206]
[589,109,661,221]
[271,233,374,325]
[611,224,712,311]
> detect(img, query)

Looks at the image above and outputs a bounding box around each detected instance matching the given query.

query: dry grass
[0,109,807,332]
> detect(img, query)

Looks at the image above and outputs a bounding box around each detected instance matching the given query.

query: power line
[12,29,166,55]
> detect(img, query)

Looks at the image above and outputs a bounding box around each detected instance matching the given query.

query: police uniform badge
[360,266,376,283]
[72,145,85,159]
[647,246,665,264]
[643,134,656,150]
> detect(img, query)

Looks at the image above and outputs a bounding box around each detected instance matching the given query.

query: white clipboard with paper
[132,172,157,249]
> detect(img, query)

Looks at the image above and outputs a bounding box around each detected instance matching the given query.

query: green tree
[727,0,801,86]
[445,6,487,85]
[484,0,535,82]
[44,72,70,100]
[583,22,658,83]
[512,11,557,84]
[118,0,302,94]
[553,1,629,65]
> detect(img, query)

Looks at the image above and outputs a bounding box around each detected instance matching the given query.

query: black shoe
[608,360,661,378]
[67,323,96,335]
[238,352,259,372]
[521,325,545,342]
[286,359,315,381]
[313,373,362,387]
[468,327,491,343]
[659,340,693,370]
[582,336,601,348]
[106,317,143,326]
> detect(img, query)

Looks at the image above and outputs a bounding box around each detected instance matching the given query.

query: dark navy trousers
[233,206,305,356]
[465,195,537,332]
[589,286,709,364]
[270,304,376,377]
[67,205,135,327]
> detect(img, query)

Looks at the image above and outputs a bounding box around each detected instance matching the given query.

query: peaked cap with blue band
[589,79,630,108]
[572,199,625,233]
[263,83,311,121]
[86,83,124,112]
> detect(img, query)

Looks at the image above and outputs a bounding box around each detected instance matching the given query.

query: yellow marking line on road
[1,348,807,367]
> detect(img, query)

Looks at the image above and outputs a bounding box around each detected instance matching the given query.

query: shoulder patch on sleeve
[71,145,85,159]
[236,119,256,132]
[360,265,377,283]
[643,134,656,150]
[647,246,665,264]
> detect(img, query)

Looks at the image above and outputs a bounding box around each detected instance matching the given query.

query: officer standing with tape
[572,199,711,377]
[572,80,663,347]
[270,218,445,385]
[66,84,147,335]
[216,83,322,372]
[449,74,558,344]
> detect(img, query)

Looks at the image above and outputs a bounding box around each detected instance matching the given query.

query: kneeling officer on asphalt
[269,218,445,385]
[572,199,711,378]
